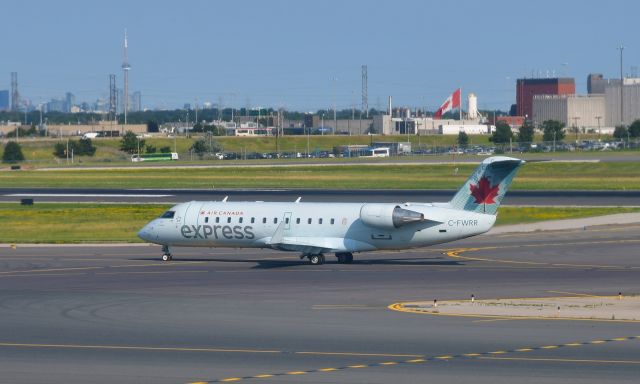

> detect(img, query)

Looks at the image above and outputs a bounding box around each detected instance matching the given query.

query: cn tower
[122,29,131,125]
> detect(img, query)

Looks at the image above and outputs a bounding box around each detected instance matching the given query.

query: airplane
[138,156,524,264]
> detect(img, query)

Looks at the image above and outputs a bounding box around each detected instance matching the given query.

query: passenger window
[227,217,232,223]
[239,217,243,224]
[205,217,209,223]
[308,218,312,224]
[263,218,267,224]
[296,218,300,224]
[330,218,335,225]
[215,217,220,223]
[251,217,255,224]
[285,218,289,224]
[274,218,278,224]
[160,211,175,219]
[319,218,323,224]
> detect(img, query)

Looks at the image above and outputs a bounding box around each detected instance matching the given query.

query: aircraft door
[283,212,292,231]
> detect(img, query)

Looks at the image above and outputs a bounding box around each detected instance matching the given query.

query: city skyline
[1,0,638,112]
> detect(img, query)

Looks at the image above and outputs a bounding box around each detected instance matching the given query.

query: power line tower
[122,29,131,125]
[10,72,19,111]
[109,74,117,121]
[361,65,368,118]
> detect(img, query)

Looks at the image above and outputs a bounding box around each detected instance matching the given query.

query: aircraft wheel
[309,254,324,265]
[345,253,353,264]
[162,254,172,262]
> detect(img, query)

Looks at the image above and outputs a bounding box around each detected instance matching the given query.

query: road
[1,187,639,206]
[0,223,639,383]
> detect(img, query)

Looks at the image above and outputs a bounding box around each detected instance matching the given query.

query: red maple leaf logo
[469,176,499,204]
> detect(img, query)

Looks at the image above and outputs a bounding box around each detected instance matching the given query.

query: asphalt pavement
[1,187,639,206]
[0,223,639,383]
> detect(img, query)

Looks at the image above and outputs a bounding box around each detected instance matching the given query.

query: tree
[542,120,565,142]
[517,121,535,146]
[457,131,469,148]
[2,141,25,163]
[628,120,640,138]
[490,121,513,144]
[53,142,67,158]
[613,125,628,140]
[120,131,144,154]
[146,120,159,133]
[190,138,209,159]
[76,138,96,156]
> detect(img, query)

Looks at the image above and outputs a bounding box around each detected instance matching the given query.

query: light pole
[595,115,602,137]
[321,113,325,136]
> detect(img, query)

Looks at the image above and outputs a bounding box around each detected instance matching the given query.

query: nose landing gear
[161,245,172,261]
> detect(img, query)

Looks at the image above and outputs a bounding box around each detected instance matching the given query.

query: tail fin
[449,156,524,215]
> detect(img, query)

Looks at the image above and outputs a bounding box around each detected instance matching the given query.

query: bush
[159,146,171,153]
[2,141,25,163]
[53,138,96,158]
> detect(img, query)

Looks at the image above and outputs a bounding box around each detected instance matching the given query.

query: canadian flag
[434,88,461,119]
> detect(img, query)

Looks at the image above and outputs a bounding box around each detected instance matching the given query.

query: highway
[0,223,639,383]
[1,187,639,206]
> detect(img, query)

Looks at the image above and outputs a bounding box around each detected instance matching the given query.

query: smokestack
[388,96,392,116]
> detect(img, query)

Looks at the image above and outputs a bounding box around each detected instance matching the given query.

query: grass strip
[1,162,640,190]
[0,203,637,244]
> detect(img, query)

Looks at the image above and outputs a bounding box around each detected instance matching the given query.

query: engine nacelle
[360,204,425,230]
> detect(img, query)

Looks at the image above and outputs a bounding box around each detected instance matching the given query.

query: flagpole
[459,88,462,122]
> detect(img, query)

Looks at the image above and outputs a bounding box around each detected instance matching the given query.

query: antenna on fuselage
[295,197,301,203]
[222,196,228,202]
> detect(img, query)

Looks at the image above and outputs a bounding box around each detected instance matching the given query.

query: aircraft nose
[137,223,155,242]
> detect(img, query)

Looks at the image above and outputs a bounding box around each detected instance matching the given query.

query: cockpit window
[160,210,175,219]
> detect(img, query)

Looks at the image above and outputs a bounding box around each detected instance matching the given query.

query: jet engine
[359,204,425,230]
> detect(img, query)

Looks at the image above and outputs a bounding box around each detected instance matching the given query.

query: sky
[1,0,638,112]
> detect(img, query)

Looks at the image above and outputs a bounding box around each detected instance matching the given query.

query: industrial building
[604,78,640,127]
[516,78,575,118]
[373,93,491,135]
[532,94,606,131]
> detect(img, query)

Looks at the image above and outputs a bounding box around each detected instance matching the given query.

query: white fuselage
[138,201,496,253]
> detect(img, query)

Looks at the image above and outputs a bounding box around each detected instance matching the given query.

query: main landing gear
[300,252,353,265]
[301,253,325,265]
[335,252,353,264]
[161,245,172,262]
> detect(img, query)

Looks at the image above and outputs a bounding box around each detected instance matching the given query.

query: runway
[1,224,639,383]
[1,187,639,206]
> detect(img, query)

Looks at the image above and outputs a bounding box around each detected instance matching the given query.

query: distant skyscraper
[65,92,76,113]
[0,90,9,111]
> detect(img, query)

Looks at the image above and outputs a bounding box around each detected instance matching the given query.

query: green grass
[0,203,637,244]
[4,133,625,165]
[495,207,640,226]
[0,203,167,243]
[1,162,640,190]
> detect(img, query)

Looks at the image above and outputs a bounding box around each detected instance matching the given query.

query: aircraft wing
[267,236,376,254]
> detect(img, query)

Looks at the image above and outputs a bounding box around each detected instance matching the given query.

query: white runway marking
[6,193,174,198]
